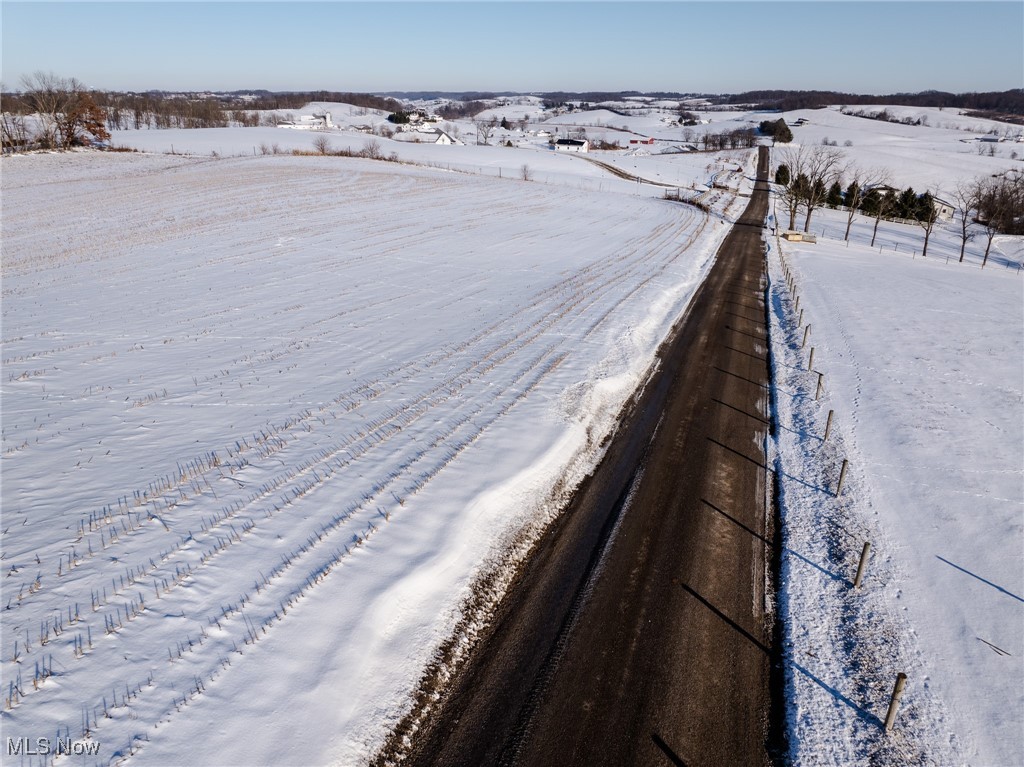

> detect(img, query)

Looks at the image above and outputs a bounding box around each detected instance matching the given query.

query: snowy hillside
[773,106,1021,195]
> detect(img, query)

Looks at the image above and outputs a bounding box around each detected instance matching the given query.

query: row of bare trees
[100,94,228,130]
[778,149,949,258]
[775,146,849,233]
[698,128,758,151]
[774,146,1023,264]
[852,176,1021,264]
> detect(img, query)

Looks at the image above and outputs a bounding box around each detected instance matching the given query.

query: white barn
[553,138,589,153]
[278,112,334,130]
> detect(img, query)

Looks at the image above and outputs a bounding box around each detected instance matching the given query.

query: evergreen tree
[773,118,793,144]
[826,181,844,208]
[916,191,936,222]
[845,181,860,209]
[883,190,899,217]
[793,172,810,200]
[897,187,918,218]
[808,177,826,206]
[758,118,793,144]
[859,188,881,215]
[774,163,791,185]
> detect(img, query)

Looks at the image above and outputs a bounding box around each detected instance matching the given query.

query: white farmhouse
[932,197,955,222]
[433,129,463,146]
[392,128,464,145]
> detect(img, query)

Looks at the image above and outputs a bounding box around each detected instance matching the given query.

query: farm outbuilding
[553,138,589,153]
[278,113,334,130]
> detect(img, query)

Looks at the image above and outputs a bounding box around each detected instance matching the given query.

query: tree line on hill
[1,74,416,145]
[226,91,403,112]
[730,89,1024,116]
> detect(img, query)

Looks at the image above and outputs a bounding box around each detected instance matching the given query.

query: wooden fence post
[808,346,815,370]
[854,542,870,587]
[884,673,908,733]
[823,409,834,441]
[802,324,811,348]
[836,459,849,496]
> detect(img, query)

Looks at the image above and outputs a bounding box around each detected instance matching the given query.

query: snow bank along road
[0,151,733,766]
[398,148,775,767]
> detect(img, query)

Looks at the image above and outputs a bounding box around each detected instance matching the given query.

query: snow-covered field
[111,99,1019,219]
[3,95,1022,766]
[767,214,1023,764]
[110,118,756,220]
[1,147,734,765]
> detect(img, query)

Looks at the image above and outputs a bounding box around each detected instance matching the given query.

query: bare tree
[951,179,979,262]
[976,174,1024,267]
[867,187,895,247]
[1,111,30,152]
[476,120,493,145]
[800,146,845,232]
[842,166,889,241]
[20,71,82,148]
[18,72,109,149]
[360,138,382,160]
[773,147,802,230]
[915,188,940,258]
[977,179,1001,267]
[777,170,806,231]
[312,134,332,155]
[520,164,532,182]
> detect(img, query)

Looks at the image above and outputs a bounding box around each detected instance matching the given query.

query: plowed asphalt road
[405,146,776,767]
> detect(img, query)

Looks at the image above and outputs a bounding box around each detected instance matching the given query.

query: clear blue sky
[2,1,1021,94]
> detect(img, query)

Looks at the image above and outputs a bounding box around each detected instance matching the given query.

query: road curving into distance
[401,146,776,767]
